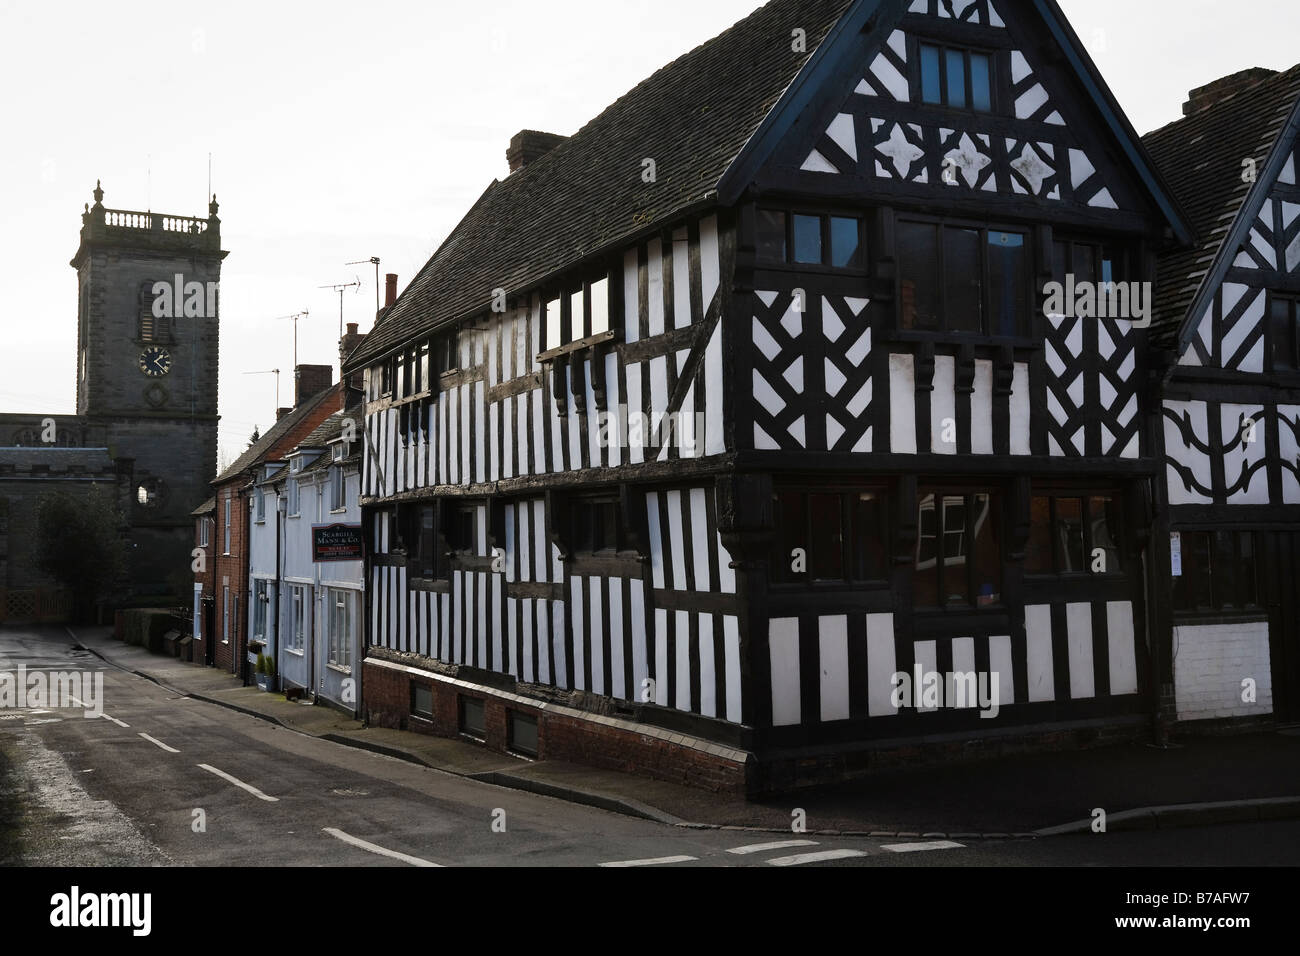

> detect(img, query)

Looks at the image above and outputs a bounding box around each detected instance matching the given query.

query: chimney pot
[384,274,398,308]
[346,322,359,335]
[507,130,568,173]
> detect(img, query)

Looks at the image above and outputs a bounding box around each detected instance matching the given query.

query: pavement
[71,625,1300,839]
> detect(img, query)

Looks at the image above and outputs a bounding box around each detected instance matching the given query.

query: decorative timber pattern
[1044,314,1141,459]
[797,0,1120,210]
[767,599,1140,728]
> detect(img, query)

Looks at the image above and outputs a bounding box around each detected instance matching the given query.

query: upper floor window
[919,43,993,113]
[915,489,1001,609]
[898,220,1029,337]
[757,210,865,270]
[254,489,266,523]
[197,517,210,548]
[570,495,622,555]
[330,465,346,513]
[223,498,232,555]
[286,477,300,517]
[1050,238,1131,290]
[1270,295,1300,372]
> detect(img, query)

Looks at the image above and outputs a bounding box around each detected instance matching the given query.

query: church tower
[70,181,227,596]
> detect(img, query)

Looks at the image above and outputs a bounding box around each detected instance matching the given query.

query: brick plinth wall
[363,659,751,795]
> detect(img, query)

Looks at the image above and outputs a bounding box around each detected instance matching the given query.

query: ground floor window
[770,485,889,586]
[915,489,1001,609]
[1173,530,1258,614]
[288,585,308,652]
[327,588,356,670]
[192,586,202,640]
[222,586,230,643]
[1025,493,1124,577]
[252,580,269,640]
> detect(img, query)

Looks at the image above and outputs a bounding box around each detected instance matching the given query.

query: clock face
[139,347,172,378]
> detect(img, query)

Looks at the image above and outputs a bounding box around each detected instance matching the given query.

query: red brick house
[190,497,216,664]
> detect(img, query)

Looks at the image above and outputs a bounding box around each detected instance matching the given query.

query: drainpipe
[275,489,284,691]
[309,474,319,704]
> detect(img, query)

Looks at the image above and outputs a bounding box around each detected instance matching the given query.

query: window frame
[769,483,892,590]
[756,206,868,274]
[913,486,1004,611]
[1172,529,1261,617]
[1025,491,1126,579]
[326,587,355,671]
[1269,293,1300,374]
[569,494,624,557]
[915,38,999,114]
[895,213,1034,340]
[287,584,308,653]
[329,465,346,513]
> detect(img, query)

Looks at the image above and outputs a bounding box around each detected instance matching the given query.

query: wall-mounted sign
[1170,532,1182,578]
[313,523,364,563]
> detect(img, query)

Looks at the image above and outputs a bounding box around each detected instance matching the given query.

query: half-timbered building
[1144,65,1300,727]
[346,0,1193,793]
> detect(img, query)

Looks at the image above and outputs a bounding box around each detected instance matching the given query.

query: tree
[248,426,261,447]
[34,484,129,622]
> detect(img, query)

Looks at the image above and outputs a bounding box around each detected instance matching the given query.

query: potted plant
[255,653,274,692]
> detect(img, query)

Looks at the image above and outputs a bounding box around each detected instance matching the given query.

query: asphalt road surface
[1,625,1295,868]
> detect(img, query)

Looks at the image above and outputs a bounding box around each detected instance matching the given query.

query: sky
[1,0,1298,469]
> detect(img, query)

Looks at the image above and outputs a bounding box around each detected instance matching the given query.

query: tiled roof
[191,497,216,517]
[213,386,339,484]
[1142,65,1300,350]
[346,0,853,370]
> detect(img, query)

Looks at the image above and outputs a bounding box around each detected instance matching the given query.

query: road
[0,625,1295,868]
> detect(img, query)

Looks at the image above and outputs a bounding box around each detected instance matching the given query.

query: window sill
[330,508,347,516]
[326,663,352,676]
[1172,610,1268,625]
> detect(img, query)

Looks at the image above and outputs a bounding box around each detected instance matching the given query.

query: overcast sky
[2,0,1297,468]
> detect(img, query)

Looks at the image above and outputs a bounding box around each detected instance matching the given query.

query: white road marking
[103,715,129,728]
[727,840,819,855]
[139,733,179,754]
[198,763,279,802]
[323,828,441,867]
[882,840,966,853]
[599,855,698,868]
[767,849,870,866]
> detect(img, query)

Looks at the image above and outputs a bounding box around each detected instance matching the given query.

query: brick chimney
[507,130,568,173]
[340,322,368,393]
[1183,68,1278,116]
[294,364,334,406]
[385,273,398,308]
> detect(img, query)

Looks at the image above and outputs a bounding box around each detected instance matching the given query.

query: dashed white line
[767,849,870,866]
[323,828,441,867]
[139,733,179,753]
[198,763,279,802]
[727,840,819,855]
[103,715,129,728]
[599,855,698,868]
[882,840,966,853]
